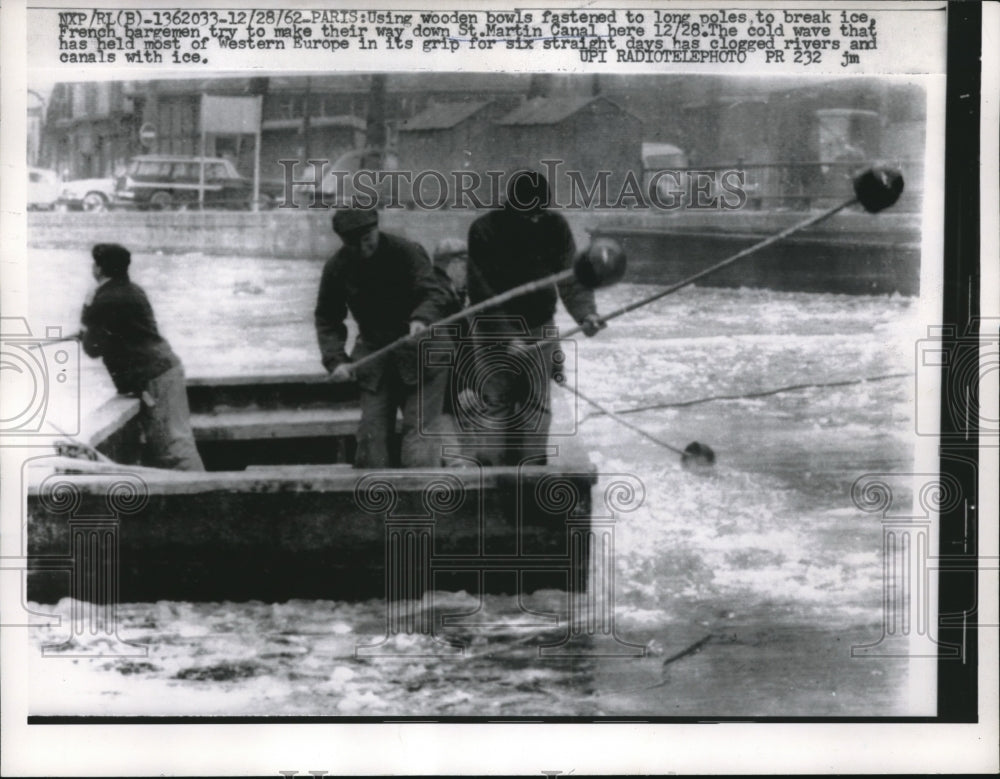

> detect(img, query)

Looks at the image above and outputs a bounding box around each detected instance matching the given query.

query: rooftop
[399,101,491,131]
[497,96,630,126]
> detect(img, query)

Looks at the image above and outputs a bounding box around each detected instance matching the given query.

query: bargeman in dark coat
[81,243,204,471]
[315,208,454,468]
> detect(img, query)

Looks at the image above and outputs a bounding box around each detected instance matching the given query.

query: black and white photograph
[1,0,996,775]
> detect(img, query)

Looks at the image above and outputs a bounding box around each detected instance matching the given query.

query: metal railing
[643,160,924,212]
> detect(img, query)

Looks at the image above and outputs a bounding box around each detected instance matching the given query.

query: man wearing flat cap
[80,243,204,470]
[315,207,454,468]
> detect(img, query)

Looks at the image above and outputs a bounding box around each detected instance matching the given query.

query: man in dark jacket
[81,243,204,470]
[466,171,605,465]
[315,208,454,468]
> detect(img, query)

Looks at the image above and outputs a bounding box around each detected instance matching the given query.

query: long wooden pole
[342,267,574,376]
[556,378,686,455]
[561,197,857,339]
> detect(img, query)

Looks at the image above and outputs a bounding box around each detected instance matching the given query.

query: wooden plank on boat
[190,406,365,441]
[185,373,356,414]
[81,395,141,446]
[244,464,355,472]
[185,372,329,387]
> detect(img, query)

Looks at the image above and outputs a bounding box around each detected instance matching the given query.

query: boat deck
[27,374,599,603]
[191,406,366,441]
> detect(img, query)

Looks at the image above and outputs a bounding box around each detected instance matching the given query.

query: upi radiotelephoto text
[57,8,879,67]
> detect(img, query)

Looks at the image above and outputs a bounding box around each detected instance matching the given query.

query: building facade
[42,81,139,179]
[492,96,644,202]
[124,74,531,180]
[35,75,923,211]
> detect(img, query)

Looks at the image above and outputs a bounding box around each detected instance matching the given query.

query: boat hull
[27,465,596,603]
[26,375,598,604]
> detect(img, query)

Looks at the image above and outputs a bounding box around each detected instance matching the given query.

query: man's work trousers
[466,323,558,467]
[138,365,205,471]
[355,366,451,469]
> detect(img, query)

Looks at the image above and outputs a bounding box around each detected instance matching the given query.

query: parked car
[114,155,285,210]
[27,167,61,211]
[57,177,117,212]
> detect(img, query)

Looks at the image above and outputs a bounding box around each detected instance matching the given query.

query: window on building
[72,85,86,117]
[96,84,111,116]
[321,95,351,116]
[157,96,198,155]
[384,122,399,149]
[263,95,284,121]
[49,91,67,122]
[267,95,299,119]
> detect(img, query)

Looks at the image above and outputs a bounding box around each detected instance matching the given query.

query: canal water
[24,248,926,716]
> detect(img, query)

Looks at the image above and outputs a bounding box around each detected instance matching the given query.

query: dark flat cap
[91,243,131,278]
[332,207,378,236]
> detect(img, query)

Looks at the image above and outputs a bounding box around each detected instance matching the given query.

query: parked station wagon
[115,155,284,210]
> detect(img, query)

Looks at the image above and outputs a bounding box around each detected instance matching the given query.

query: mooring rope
[579,371,910,422]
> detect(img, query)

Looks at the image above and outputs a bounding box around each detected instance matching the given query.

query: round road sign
[139,123,157,148]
